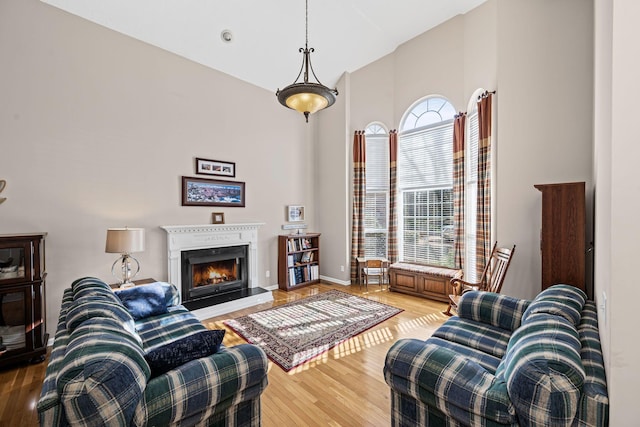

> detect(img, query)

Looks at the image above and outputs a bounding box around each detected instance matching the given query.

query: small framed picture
[212,212,225,224]
[182,176,246,207]
[287,205,305,222]
[195,158,236,177]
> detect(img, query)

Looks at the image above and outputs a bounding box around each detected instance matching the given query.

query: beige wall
[594,0,640,422]
[0,0,312,331]
[316,73,351,283]
[496,0,594,300]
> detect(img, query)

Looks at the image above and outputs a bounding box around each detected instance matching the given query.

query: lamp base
[111,254,140,287]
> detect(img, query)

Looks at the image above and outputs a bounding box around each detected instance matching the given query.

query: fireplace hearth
[161,223,273,319]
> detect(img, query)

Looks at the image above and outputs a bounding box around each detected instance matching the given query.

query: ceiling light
[276,0,338,122]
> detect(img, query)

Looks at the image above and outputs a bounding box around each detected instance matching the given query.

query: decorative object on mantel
[275,0,338,122]
[195,157,236,177]
[286,205,305,222]
[182,176,246,207]
[0,179,6,205]
[105,227,145,289]
[212,212,225,224]
[224,289,402,371]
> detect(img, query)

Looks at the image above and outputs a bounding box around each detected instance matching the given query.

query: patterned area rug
[224,290,403,371]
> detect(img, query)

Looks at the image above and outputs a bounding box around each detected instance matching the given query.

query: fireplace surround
[161,223,273,319]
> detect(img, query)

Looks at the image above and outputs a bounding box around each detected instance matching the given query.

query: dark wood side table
[109,278,157,290]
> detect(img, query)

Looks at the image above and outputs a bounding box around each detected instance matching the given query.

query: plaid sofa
[384,284,608,426]
[37,277,268,426]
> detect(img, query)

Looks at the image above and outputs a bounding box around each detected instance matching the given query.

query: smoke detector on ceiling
[221,30,233,43]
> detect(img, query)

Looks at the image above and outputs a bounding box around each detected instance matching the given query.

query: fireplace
[181,245,248,302]
[161,223,273,319]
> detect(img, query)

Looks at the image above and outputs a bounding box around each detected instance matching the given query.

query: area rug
[224,290,402,371]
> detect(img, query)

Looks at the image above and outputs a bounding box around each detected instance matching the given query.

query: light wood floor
[0,283,449,426]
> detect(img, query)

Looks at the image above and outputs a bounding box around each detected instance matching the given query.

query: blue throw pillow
[115,282,176,320]
[144,329,225,377]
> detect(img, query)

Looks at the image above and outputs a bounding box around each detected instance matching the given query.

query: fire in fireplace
[181,245,248,304]
[192,261,238,287]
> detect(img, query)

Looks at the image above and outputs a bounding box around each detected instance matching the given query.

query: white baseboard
[319,275,351,286]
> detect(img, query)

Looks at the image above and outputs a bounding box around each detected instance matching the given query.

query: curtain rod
[478,90,496,100]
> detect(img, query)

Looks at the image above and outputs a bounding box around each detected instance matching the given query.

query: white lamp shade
[105,228,145,254]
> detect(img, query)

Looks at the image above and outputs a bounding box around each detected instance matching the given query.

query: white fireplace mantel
[160,223,273,319]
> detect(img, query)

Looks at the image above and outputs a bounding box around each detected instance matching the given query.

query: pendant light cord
[305,0,309,49]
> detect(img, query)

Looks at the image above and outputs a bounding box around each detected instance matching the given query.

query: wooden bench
[388,262,462,303]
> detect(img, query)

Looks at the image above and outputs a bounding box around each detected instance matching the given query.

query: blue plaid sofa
[37,277,269,426]
[384,284,608,426]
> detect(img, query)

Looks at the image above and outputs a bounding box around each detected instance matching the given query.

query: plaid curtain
[453,113,466,270]
[388,130,398,263]
[476,92,493,277]
[350,131,366,283]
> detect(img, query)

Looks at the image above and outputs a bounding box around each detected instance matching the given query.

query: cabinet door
[0,241,30,285]
[0,285,33,354]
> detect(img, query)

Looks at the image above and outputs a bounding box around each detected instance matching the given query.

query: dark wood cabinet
[278,233,320,291]
[534,182,586,293]
[0,233,48,367]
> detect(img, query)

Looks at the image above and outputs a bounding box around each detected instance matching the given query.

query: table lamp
[105,227,145,288]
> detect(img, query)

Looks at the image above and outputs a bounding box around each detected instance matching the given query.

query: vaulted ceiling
[42,0,487,92]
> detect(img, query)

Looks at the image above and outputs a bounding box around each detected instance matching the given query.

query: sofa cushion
[432,316,512,360]
[136,306,209,351]
[66,296,137,338]
[114,282,179,320]
[522,284,587,327]
[498,313,585,425]
[57,317,150,426]
[426,336,503,373]
[457,291,531,331]
[144,329,225,377]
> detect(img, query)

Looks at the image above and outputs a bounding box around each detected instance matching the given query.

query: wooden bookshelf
[278,233,321,291]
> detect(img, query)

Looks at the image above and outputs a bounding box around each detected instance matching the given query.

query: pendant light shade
[276,0,338,122]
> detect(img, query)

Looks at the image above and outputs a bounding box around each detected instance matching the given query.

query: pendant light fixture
[276,0,338,122]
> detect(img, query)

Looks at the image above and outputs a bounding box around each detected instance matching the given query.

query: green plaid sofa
[37,277,268,426]
[384,284,608,426]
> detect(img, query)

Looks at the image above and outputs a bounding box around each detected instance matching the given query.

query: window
[398,97,456,267]
[364,123,389,258]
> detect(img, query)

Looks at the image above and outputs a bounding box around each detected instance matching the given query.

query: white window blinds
[364,132,389,258]
[398,122,453,190]
[465,111,479,280]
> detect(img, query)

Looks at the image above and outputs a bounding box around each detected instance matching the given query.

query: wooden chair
[361,259,389,289]
[443,242,516,315]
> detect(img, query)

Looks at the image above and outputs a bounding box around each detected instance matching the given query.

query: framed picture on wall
[287,205,305,222]
[212,212,225,224]
[195,158,236,177]
[182,176,245,207]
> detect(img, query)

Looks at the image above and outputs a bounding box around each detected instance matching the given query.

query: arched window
[398,96,456,267]
[364,122,389,257]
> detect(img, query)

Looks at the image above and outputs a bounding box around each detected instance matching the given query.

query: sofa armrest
[457,291,531,331]
[134,343,269,426]
[384,339,516,425]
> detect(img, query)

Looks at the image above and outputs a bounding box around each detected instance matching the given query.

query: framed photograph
[195,158,236,177]
[212,212,225,224]
[182,176,245,207]
[287,205,305,222]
